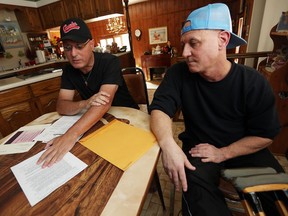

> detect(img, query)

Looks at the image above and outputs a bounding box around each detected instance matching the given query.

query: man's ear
[218,31,230,49]
[90,39,95,49]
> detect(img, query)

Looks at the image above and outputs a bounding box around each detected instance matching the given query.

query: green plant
[18,50,25,57]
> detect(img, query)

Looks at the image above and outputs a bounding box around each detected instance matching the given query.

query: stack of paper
[11,150,87,206]
[34,114,83,143]
[0,125,49,155]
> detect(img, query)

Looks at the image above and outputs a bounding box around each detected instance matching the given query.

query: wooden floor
[139,88,183,216]
[140,120,184,216]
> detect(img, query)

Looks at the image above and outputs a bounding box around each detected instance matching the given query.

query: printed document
[11,150,87,206]
[0,125,49,155]
[34,114,83,143]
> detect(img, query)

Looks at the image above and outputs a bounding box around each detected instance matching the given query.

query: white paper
[11,150,87,206]
[34,114,83,143]
[0,125,49,155]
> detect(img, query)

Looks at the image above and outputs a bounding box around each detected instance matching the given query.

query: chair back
[122,67,149,111]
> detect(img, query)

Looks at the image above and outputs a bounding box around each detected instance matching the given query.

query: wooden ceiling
[17,0,147,5]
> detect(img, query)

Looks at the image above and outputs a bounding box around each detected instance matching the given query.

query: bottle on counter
[36,48,46,64]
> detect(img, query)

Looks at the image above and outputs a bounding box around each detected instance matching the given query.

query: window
[99,33,130,52]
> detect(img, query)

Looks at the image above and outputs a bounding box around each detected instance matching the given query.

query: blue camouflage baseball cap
[181,3,247,49]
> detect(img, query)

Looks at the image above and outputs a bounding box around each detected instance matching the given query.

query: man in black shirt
[37,17,137,168]
[150,3,284,216]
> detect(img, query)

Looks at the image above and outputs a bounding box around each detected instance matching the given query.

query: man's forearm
[57,99,88,115]
[65,103,110,138]
[221,136,273,161]
[150,110,174,148]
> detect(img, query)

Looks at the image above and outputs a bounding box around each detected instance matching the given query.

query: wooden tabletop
[0,107,160,216]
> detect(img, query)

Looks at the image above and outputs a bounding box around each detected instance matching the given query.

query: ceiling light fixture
[106,17,126,34]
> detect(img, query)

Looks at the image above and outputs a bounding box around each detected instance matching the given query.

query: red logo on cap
[63,21,80,33]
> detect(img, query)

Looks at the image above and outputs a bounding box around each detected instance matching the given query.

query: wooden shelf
[264,24,288,155]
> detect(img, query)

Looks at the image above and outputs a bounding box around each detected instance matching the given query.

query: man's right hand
[37,133,78,168]
[161,141,196,192]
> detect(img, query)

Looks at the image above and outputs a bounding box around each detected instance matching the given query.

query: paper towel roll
[36,50,46,63]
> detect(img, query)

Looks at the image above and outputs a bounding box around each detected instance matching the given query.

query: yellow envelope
[79,119,156,171]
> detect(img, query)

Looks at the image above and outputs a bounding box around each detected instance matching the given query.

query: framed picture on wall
[148,26,168,45]
[0,22,25,49]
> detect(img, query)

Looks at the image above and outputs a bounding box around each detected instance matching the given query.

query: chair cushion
[221,167,276,180]
[233,173,288,191]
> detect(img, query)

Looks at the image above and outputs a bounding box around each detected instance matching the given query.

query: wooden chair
[122,67,149,113]
[122,67,166,210]
[169,167,288,216]
[221,167,288,216]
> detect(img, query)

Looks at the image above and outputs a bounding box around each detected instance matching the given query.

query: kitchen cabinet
[38,5,55,29]
[32,0,123,30]
[50,1,68,27]
[30,77,61,114]
[74,0,124,20]
[95,0,123,16]
[0,86,39,137]
[0,4,20,11]
[63,0,81,18]
[0,77,61,137]
[78,0,97,20]
[38,1,67,29]
[15,7,43,32]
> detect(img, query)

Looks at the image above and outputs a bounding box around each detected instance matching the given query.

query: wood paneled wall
[88,0,241,67]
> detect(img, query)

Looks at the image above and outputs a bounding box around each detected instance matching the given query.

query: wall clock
[135,29,142,40]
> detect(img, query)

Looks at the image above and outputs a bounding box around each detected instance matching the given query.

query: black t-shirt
[149,61,280,149]
[61,52,138,109]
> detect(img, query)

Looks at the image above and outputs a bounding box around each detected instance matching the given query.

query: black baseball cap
[60,18,92,43]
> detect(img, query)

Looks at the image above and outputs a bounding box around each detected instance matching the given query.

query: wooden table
[141,54,171,81]
[0,107,160,216]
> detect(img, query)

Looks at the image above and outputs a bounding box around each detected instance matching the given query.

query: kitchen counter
[0,71,62,92]
[0,59,67,92]
[0,59,68,79]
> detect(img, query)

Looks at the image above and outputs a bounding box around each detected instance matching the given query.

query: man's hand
[162,141,196,192]
[150,110,196,191]
[36,134,78,168]
[87,91,110,108]
[189,143,226,163]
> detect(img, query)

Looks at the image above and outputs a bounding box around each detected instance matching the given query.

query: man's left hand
[189,143,225,163]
